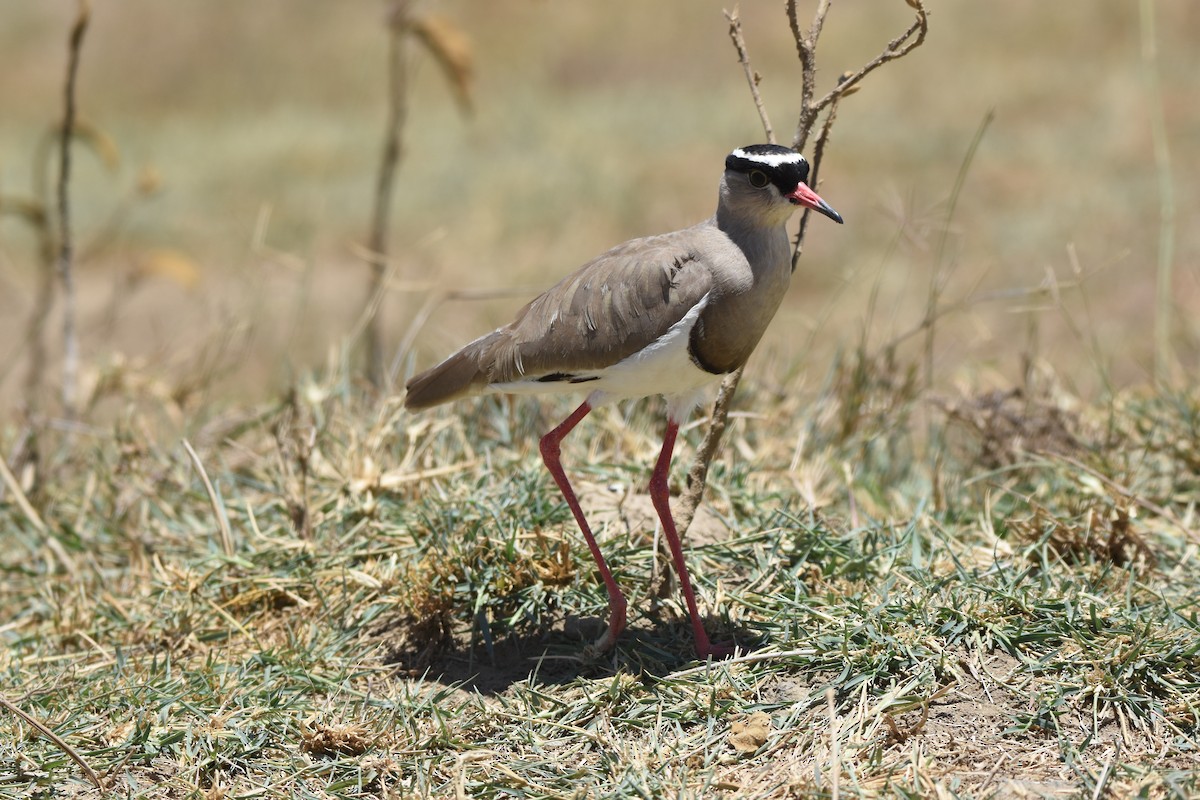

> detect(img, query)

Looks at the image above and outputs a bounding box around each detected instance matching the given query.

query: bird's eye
[748,170,770,188]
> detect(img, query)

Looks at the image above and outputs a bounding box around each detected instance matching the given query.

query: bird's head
[722,144,843,226]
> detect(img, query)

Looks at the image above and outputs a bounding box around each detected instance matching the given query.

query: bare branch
[791,93,842,271]
[681,1,931,538]
[57,0,91,416]
[725,7,774,144]
[924,107,992,396]
[787,0,833,152]
[808,96,840,201]
[798,2,928,149]
[364,1,412,389]
[676,366,744,535]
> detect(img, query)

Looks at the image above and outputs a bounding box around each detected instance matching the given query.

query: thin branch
[786,0,832,152]
[57,0,91,417]
[924,108,993,393]
[794,1,928,151]
[791,94,842,271]
[725,7,774,145]
[676,367,744,535]
[19,199,55,413]
[888,281,1076,353]
[807,95,840,196]
[364,1,411,389]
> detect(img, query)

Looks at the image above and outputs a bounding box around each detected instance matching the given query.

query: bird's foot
[694,636,740,661]
[587,628,619,655]
[582,602,627,657]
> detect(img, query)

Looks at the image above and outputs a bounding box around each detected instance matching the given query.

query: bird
[405,144,843,659]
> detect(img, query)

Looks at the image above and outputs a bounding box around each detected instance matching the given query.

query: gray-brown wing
[480,231,715,384]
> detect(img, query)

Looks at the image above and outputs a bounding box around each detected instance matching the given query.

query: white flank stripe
[592,292,716,401]
[489,293,722,416]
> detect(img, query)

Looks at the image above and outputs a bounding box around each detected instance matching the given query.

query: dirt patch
[935,387,1086,468]
[727,648,1193,797]
[886,648,1190,796]
[579,479,734,547]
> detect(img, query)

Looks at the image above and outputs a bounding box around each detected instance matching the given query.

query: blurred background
[1,1,1196,419]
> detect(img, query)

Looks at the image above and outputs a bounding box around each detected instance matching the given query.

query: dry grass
[1,357,1198,797]
[2,2,1200,798]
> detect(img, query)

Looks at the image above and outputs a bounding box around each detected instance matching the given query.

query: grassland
[2,2,1199,798]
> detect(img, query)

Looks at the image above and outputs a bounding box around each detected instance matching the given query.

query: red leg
[649,420,734,659]
[539,401,627,651]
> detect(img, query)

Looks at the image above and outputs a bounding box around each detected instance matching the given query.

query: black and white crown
[725,144,811,195]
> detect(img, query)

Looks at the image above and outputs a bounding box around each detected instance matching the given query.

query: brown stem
[791,96,841,272]
[364,2,411,389]
[0,693,103,789]
[725,6,774,145]
[675,365,744,535]
[797,2,928,147]
[56,0,91,417]
[787,0,832,153]
[20,203,55,414]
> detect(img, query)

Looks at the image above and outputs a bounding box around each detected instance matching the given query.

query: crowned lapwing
[406,144,843,658]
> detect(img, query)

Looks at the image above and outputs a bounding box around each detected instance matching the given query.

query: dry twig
[725,7,774,145]
[790,0,928,152]
[361,4,473,389]
[363,1,412,389]
[786,0,833,153]
[677,1,930,536]
[56,0,91,416]
[793,93,843,268]
[0,693,103,789]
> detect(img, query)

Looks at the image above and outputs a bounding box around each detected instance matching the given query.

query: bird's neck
[715,180,795,250]
[713,204,793,278]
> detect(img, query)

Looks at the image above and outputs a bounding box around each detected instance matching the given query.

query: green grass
[2,362,1198,798]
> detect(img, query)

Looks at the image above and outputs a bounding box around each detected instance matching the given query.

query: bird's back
[403,141,839,413]
[404,223,731,409]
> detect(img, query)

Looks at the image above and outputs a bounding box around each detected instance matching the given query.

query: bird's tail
[404,334,496,410]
